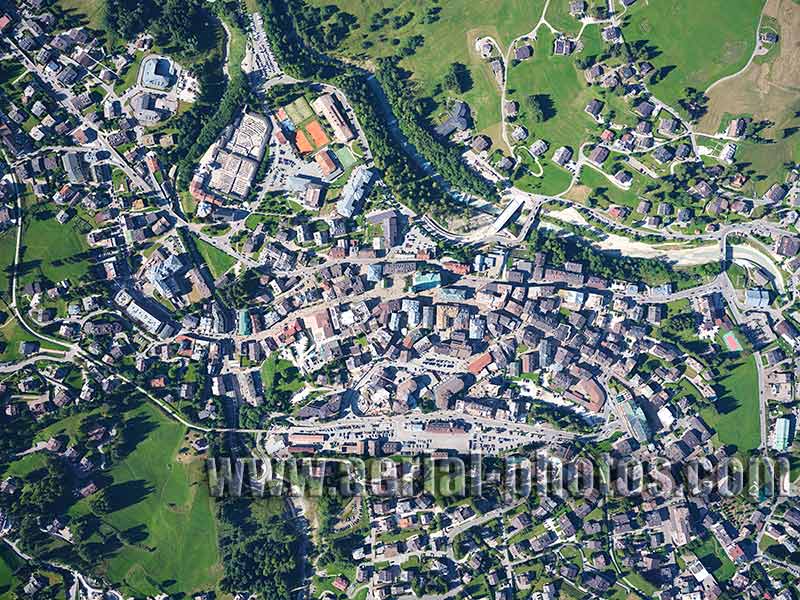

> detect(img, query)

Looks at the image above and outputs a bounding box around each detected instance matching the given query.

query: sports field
[722,331,743,352]
[285,96,314,123]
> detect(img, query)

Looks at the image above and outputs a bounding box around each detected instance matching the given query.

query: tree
[442,62,471,94]
[526,95,545,122]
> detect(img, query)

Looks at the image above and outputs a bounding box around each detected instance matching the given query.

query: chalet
[503,100,518,118]
[588,145,609,166]
[776,235,800,257]
[554,37,575,55]
[761,30,778,44]
[585,64,604,83]
[514,44,533,60]
[584,99,604,119]
[764,183,787,204]
[652,146,674,164]
[552,146,572,166]
[615,170,633,187]
[569,0,586,17]
[635,100,656,119]
[727,117,747,138]
[602,25,621,43]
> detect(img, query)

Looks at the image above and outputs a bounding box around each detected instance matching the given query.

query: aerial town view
[1,0,800,598]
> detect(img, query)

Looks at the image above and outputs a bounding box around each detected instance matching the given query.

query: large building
[774,417,792,451]
[208,112,271,199]
[312,93,354,143]
[336,166,373,218]
[140,56,174,90]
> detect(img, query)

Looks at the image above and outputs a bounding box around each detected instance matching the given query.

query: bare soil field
[701,0,800,132]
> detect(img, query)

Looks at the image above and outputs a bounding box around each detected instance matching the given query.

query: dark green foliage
[104,0,210,52]
[258,0,496,216]
[218,498,300,599]
[377,57,497,200]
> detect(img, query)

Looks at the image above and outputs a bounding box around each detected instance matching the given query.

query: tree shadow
[104,479,154,512]
[113,413,159,461]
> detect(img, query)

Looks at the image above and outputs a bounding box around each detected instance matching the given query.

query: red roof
[468,353,493,376]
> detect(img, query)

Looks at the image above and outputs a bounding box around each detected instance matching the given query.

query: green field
[687,535,737,582]
[505,28,596,194]
[0,317,68,362]
[545,0,583,36]
[0,229,16,304]
[261,352,305,401]
[621,0,764,107]
[20,198,92,287]
[193,235,236,278]
[68,402,222,596]
[308,0,544,146]
[701,354,761,452]
[0,543,22,599]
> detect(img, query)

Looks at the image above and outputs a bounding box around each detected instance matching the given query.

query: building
[773,417,792,451]
[745,288,769,308]
[412,272,441,292]
[311,93,354,143]
[62,152,86,184]
[434,100,470,137]
[336,166,373,218]
[140,56,174,90]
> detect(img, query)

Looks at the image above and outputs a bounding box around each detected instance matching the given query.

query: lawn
[700,354,761,453]
[55,0,106,31]
[20,197,92,287]
[570,164,645,210]
[686,534,737,582]
[261,352,305,401]
[68,401,222,597]
[505,28,597,192]
[545,0,583,36]
[192,235,236,278]
[0,317,68,363]
[621,0,764,107]
[307,0,545,147]
[0,544,22,599]
[0,229,16,304]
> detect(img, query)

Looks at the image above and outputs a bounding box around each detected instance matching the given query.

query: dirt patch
[700,0,800,133]
[562,184,591,203]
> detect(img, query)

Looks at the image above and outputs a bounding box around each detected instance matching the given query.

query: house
[635,100,656,118]
[615,170,633,187]
[511,126,528,142]
[776,235,800,257]
[552,146,572,166]
[529,139,548,157]
[652,146,674,164]
[569,0,586,17]
[585,99,604,119]
[472,135,491,152]
[764,183,788,204]
[727,118,747,138]
[761,30,779,44]
[585,64,604,83]
[676,207,692,223]
[554,36,575,55]
[602,26,621,42]
[588,146,609,166]
[514,44,533,60]
[504,100,518,118]
[434,100,470,137]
